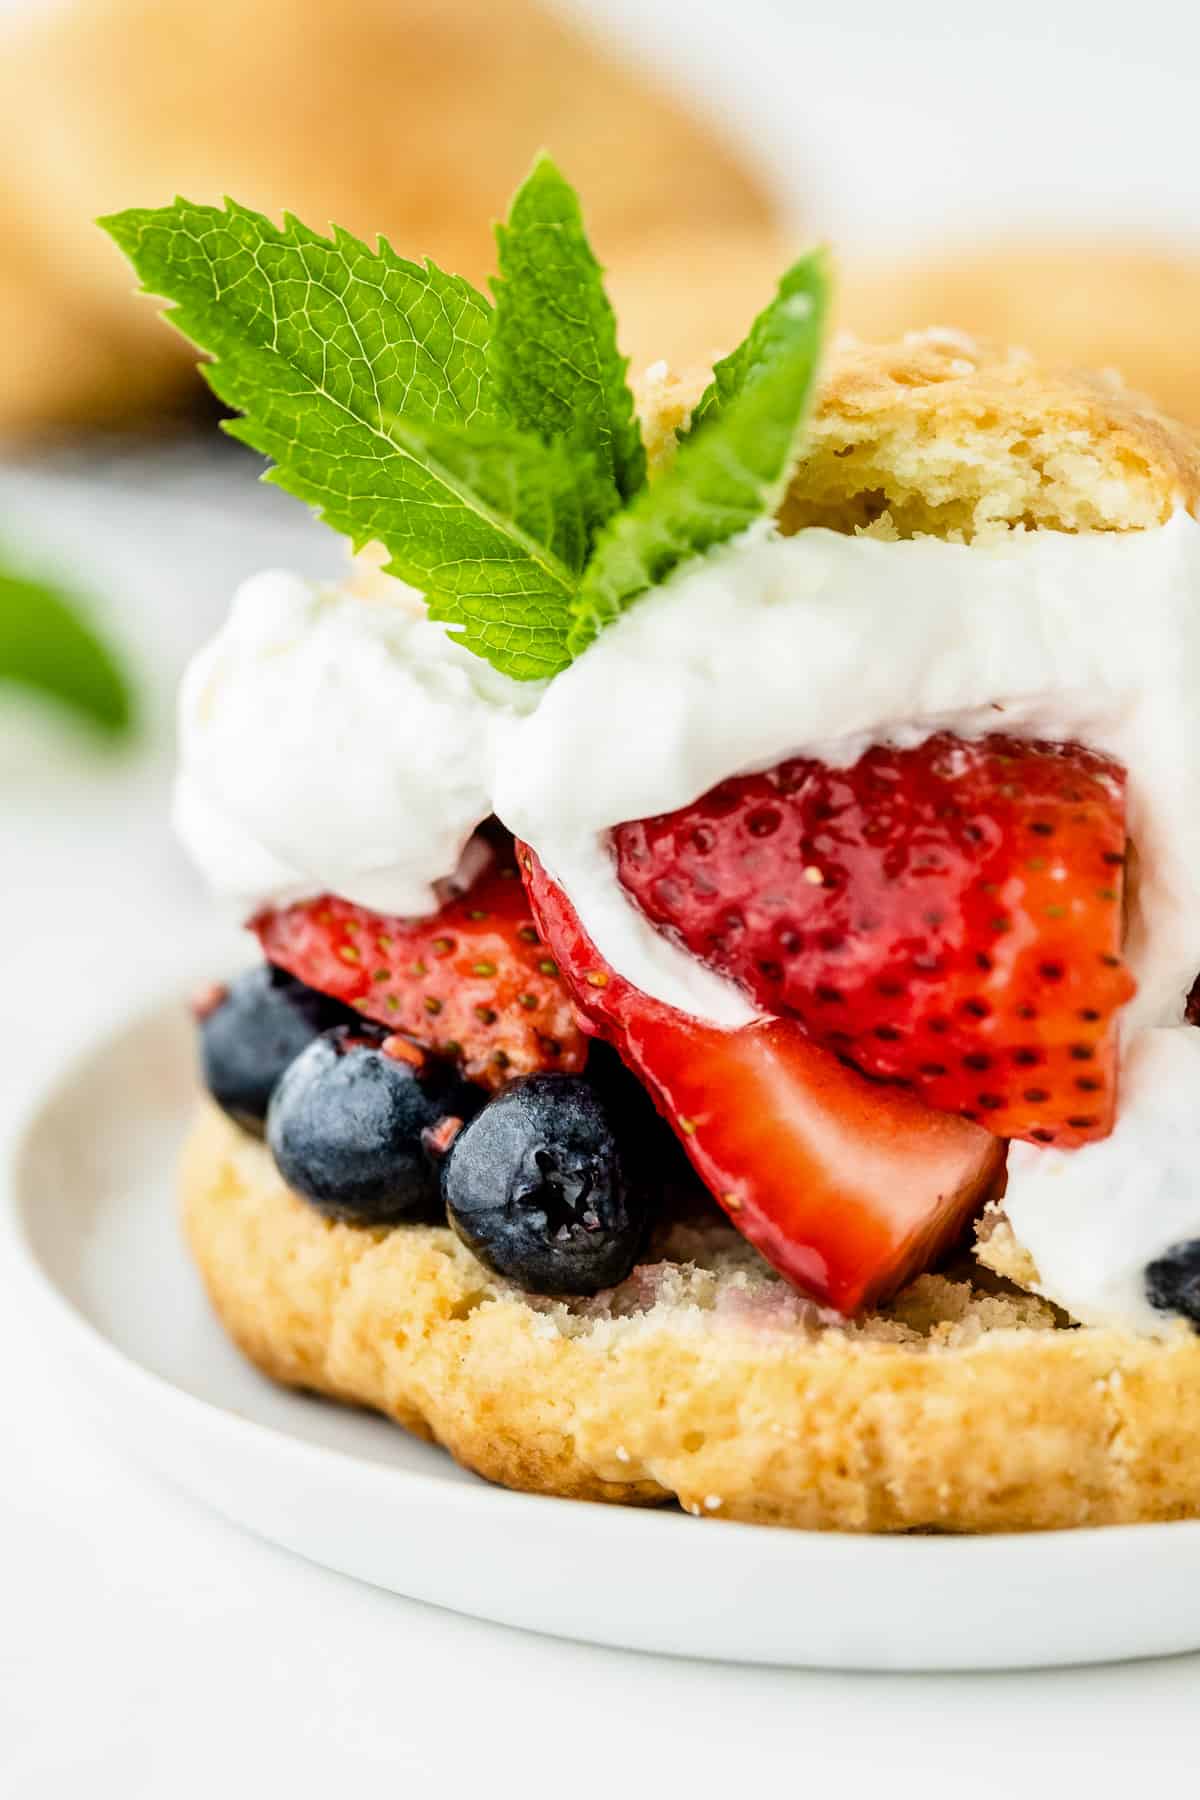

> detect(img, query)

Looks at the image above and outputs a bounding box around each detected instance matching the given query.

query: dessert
[105,162,1200,1531]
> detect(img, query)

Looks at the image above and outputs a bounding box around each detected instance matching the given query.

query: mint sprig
[568,251,830,655]
[0,552,133,734]
[491,154,645,522]
[101,164,829,683]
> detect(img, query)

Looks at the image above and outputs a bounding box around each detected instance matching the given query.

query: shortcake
[103,165,1200,1531]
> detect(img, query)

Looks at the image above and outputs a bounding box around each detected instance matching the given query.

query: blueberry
[197,964,355,1135]
[441,1072,651,1295]
[1146,1240,1200,1327]
[267,1027,484,1224]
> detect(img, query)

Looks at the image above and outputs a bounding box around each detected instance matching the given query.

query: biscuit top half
[637,329,1200,541]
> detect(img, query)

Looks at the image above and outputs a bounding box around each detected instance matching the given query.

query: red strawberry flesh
[522,848,1004,1313]
[614,733,1134,1148]
[255,854,587,1091]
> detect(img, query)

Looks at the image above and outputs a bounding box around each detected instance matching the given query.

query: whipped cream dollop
[1004,1028,1200,1334]
[176,512,1200,1335]
[175,568,541,918]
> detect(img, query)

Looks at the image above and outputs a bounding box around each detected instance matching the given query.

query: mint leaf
[387,418,594,677]
[568,250,830,656]
[491,155,644,526]
[100,199,582,679]
[102,198,496,427]
[0,554,133,734]
[100,190,828,683]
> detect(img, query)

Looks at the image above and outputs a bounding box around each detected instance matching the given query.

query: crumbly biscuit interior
[520,1215,1061,1351]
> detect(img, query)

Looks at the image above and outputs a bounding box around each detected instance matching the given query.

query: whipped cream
[1004,1029,1200,1334]
[175,568,541,918]
[176,513,1200,1334]
[497,514,1200,1040]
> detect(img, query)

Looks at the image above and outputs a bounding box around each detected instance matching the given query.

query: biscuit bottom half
[182,1103,1200,1533]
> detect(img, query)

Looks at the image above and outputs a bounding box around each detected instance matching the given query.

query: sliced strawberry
[614,733,1135,1148]
[521,848,1004,1313]
[255,856,587,1091]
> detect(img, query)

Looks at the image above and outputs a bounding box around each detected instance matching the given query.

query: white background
[564,0,1200,247]
[5,0,1200,1791]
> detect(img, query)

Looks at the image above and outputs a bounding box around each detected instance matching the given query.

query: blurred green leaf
[0,552,134,735]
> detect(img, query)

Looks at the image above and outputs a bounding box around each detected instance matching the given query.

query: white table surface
[3,444,1200,1794]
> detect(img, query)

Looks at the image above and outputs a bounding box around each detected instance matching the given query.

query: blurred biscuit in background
[607,224,798,378]
[0,0,781,439]
[842,242,1200,426]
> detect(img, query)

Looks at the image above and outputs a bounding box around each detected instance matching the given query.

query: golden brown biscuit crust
[840,242,1200,430]
[640,330,1200,537]
[184,1106,1200,1533]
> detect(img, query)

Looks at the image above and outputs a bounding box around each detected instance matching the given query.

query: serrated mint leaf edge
[100,198,498,430]
[489,155,643,517]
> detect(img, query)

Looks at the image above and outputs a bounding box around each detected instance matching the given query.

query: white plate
[8,996,1200,1672]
